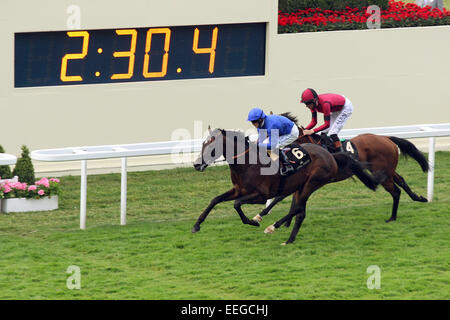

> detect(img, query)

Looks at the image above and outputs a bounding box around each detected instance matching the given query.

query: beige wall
[1,0,277,154]
[1,0,449,175]
[271,26,450,130]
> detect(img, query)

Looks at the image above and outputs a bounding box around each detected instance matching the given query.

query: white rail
[30,123,450,229]
[0,154,17,166]
[0,155,18,190]
[32,140,202,229]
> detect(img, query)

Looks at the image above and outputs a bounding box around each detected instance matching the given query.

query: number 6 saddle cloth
[280,143,311,173]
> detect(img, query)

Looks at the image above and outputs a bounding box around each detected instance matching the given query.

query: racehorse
[192,127,381,244]
[265,113,429,224]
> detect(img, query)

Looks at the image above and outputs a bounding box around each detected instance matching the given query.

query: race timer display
[15,22,266,87]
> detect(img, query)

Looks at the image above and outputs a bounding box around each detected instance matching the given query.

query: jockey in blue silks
[247,108,300,176]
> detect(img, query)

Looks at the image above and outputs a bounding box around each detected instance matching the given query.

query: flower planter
[1,196,58,213]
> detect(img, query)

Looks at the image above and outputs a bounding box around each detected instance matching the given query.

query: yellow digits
[193,27,218,74]
[60,31,89,82]
[143,28,171,78]
[111,29,137,80]
[60,26,219,82]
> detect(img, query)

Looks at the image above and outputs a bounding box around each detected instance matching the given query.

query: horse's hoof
[281,242,287,246]
[253,214,262,223]
[191,225,200,233]
[418,196,428,202]
[249,220,260,227]
[385,218,396,223]
[264,225,275,234]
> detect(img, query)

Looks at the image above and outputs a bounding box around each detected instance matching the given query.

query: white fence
[31,140,202,229]
[0,154,17,166]
[30,123,450,229]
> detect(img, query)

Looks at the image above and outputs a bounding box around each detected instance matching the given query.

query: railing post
[80,160,87,230]
[427,137,435,202]
[121,157,127,225]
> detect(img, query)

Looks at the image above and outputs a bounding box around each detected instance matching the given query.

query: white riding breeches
[262,125,299,150]
[276,124,300,149]
[324,97,354,136]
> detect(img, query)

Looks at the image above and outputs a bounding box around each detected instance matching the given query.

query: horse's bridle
[231,148,250,160]
[299,127,317,144]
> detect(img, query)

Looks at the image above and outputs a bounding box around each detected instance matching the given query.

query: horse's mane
[279,112,299,127]
[278,112,322,143]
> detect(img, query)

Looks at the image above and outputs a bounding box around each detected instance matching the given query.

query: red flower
[279,0,450,31]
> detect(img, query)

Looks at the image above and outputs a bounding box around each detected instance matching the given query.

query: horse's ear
[270,111,273,115]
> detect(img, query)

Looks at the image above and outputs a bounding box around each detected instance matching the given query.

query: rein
[299,133,317,144]
[231,147,250,160]
[298,126,317,145]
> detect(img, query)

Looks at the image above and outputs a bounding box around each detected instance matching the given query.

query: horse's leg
[283,204,307,245]
[282,188,312,244]
[265,180,320,244]
[382,178,401,223]
[234,192,265,227]
[283,196,297,228]
[265,192,301,233]
[192,188,238,233]
[252,195,289,223]
[393,172,427,202]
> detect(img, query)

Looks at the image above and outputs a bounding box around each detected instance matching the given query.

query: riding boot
[280,149,295,176]
[330,134,344,153]
[320,132,330,146]
[320,132,333,151]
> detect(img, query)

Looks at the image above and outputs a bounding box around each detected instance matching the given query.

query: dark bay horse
[192,127,380,244]
[273,113,429,223]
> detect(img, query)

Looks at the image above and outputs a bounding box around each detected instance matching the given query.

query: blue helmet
[247,108,266,122]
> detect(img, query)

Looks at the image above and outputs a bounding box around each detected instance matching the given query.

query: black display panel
[15,23,266,87]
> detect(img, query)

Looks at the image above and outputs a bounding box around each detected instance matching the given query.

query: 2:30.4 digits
[60,27,218,82]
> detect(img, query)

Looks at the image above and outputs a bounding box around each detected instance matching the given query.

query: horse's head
[193,126,225,172]
[297,125,321,145]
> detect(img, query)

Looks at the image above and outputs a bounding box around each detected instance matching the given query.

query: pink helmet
[301,88,318,104]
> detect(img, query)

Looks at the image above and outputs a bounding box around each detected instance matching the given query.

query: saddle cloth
[281,143,311,173]
[318,134,359,159]
[340,139,359,159]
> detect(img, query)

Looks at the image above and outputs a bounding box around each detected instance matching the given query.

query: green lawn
[0,152,449,299]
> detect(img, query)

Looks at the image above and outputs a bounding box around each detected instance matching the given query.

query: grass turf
[0,152,449,299]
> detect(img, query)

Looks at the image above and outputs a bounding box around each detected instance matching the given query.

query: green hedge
[279,0,390,11]
[12,145,35,185]
[0,145,13,179]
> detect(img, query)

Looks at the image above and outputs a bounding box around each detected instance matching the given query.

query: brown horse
[192,127,380,244]
[263,113,429,224]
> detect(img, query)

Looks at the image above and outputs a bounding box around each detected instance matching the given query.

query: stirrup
[280,164,294,176]
[333,141,344,153]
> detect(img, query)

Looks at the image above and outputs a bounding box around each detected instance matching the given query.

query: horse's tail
[388,136,429,172]
[333,153,381,191]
